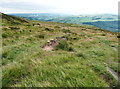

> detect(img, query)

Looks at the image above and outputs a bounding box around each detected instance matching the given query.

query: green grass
[2,13,118,87]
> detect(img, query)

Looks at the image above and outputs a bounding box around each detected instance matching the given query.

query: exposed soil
[42,45,54,51]
[41,36,66,51]
[105,63,120,83]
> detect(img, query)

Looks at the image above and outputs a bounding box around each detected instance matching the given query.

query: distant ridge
[10,13,118,32]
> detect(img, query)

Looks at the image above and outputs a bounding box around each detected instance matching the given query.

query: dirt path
[112,47,117,52]
[105,63,120,83]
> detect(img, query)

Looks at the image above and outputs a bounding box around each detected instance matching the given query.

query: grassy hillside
[10,13,118,32]
[2,13,119,87]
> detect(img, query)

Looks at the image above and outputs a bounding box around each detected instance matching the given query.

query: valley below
[11,13,118,32]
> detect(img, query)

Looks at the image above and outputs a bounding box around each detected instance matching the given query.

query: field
[2,13,119,87]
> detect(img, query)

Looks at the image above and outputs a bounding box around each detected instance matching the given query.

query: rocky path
[105,63,120,83]
[112,47,117,52]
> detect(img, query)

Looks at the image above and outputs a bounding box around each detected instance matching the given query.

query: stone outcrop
[41,36,66,51]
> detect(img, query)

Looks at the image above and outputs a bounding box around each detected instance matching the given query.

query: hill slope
[2,13,119,87]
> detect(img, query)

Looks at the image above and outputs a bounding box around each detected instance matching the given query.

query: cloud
[1,2,53,10]
[0,0,119,14]
[0,1,56,13]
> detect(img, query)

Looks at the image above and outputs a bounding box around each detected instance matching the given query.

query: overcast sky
[0,0,119,15]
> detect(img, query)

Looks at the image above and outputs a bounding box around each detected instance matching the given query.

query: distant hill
[2,13,118,87]
[10,13,118,32]
[82,21,118,32]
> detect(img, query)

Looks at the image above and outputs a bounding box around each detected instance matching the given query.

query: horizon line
[5,12,118,15]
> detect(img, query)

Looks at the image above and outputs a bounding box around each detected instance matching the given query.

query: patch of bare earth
[42,36,66,51]
[42,46,54,51]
